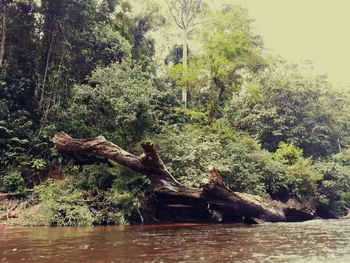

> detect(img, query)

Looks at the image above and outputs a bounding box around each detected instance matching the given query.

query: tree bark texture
[0,12,7,67]
[182,28,188,107]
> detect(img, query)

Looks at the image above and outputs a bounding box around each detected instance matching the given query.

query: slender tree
[166,0,204,107]
[0,0,9,67]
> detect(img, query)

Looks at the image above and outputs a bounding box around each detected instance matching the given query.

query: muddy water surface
[1,219,350,262]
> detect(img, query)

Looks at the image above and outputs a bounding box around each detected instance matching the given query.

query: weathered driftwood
[52,132,317,224]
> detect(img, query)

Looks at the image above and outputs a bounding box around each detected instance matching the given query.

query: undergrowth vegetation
[19,163,149,226]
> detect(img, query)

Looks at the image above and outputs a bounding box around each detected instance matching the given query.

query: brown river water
[1,219,350,263]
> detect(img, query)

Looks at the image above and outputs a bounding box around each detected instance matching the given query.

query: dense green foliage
[65,61,158,144]
[0,0,350,226]
[154,123,323,202]
[227,63,349,156]
[22,164,147,226]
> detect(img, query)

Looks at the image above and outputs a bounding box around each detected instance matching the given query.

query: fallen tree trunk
[52,132,317,224]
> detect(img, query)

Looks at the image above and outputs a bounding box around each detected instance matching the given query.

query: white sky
[217,0,350,86]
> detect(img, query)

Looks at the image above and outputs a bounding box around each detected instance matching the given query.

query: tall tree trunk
[52,133,324,224]
[182,28,188,107]
[0,12,7,68]
[38,34,54,107]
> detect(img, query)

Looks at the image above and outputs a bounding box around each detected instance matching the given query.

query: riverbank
[1,192,346,228]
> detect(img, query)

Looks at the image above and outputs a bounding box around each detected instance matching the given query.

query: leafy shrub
[332,149,350,166]
[285,158,323,201]
[22,162,149,227]
[65,61,159,145]
[273,142,323,201]
[315,161,350,216]
[82,163,150,225]
[227,62,349,157]
[274,142,303,165]
[153,122,238,188]
[154,123,327,202]
[71,163,119,193]
[70,162,151,196]
[92,190,141,225]
[1,170,26,195]
[154,121,282,196]
[25,179,94,227]
[250,150,289,200]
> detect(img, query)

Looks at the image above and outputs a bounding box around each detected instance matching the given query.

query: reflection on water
[1,220,350,263]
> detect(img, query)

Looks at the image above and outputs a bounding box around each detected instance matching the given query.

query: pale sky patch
[242,0,350,86]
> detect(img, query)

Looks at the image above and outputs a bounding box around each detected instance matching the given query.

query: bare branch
[166,0,185,30]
